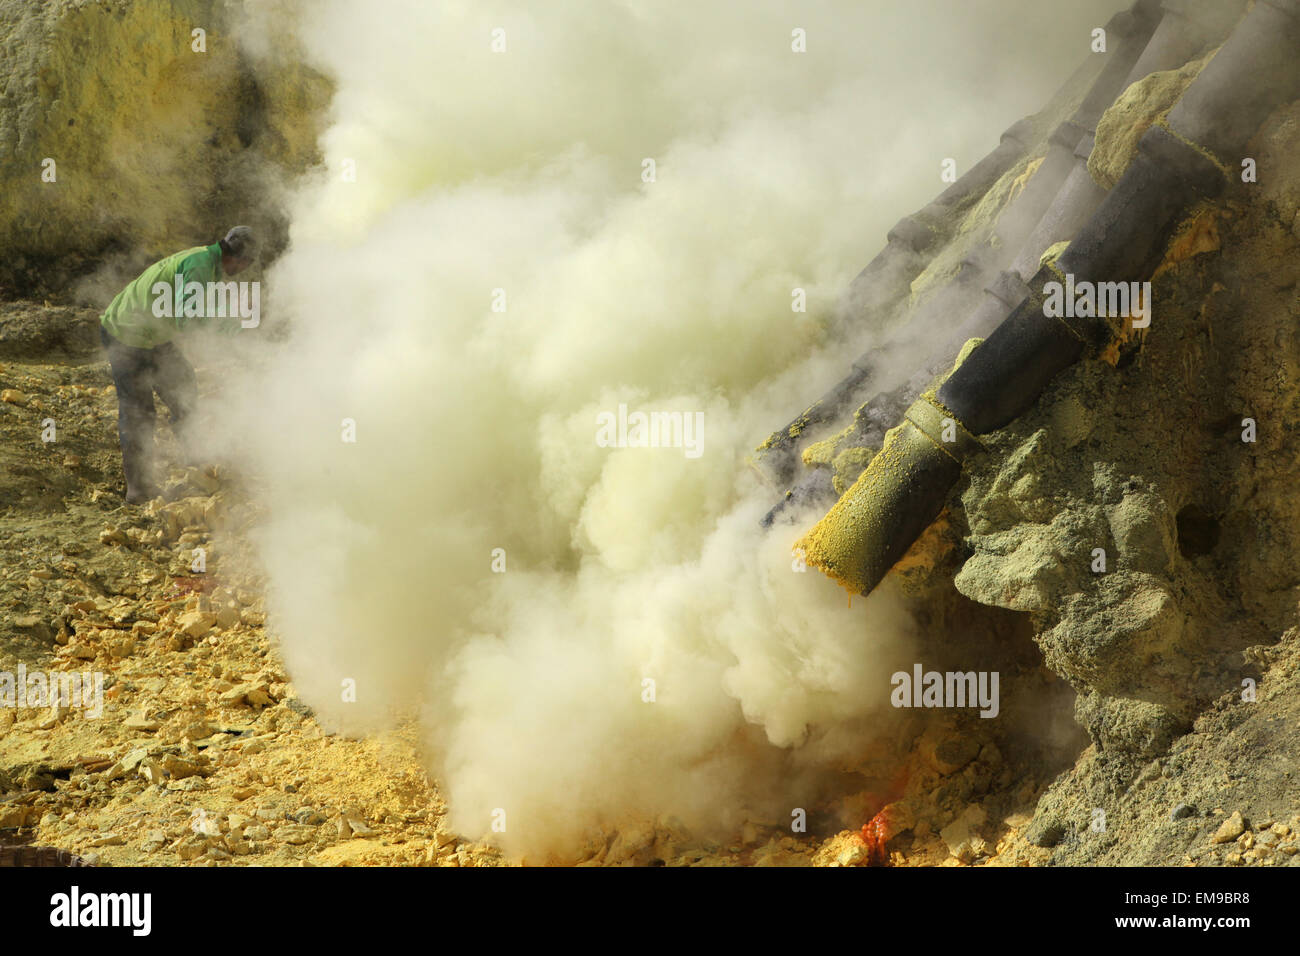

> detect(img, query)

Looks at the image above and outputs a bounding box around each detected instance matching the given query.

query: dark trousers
[99,325,196,489]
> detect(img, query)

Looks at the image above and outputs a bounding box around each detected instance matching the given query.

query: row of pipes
[754,0,1300,598]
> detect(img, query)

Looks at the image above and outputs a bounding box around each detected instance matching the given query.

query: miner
[98,226,258,503]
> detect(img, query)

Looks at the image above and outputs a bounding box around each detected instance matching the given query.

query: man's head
[218,225,258,276]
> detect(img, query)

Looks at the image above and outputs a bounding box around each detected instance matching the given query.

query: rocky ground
[0,306,502,867]
[0,304,847,868]
[1,299,1297,867]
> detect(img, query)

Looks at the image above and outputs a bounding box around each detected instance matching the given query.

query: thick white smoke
[225,0,1125,856]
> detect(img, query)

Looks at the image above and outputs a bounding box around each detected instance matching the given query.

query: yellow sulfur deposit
[800,424,880,495]
[828,445,878,495]
[1006,155,1045,205]
[1039,239,1070,269]
[1152,203,1221,280]
[1087,51,1216,190]
[796,417,961,594]
[796,338,985,593]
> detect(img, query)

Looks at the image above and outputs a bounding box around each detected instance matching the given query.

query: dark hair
[219,225,257,260]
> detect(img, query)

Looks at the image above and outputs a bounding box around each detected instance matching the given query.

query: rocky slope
[3,0,1299,868]
[864,89,1300,868]
[0,0,329,297]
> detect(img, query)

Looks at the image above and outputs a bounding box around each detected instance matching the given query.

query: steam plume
[224,0,1125,855]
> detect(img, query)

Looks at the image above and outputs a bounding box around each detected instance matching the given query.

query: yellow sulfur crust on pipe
[794,337,987,595]
[795,416,962,595]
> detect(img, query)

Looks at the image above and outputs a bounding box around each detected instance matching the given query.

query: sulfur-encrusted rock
[1088,53,1214,190]
[1212,811,1247,845]
[176,610,216,639]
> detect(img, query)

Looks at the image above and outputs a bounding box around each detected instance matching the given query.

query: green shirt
[100,243,241,348]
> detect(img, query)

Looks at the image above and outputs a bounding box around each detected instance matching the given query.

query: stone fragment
[276,825,315,845]
[220,682,274,708]
[107,635,135,658]
[1212,811,1246,844]
[176,611,216,639]
[175,837,207,861]
[836,842,870,866]
[12,615,53,642]
[124,713,160,732]
[157,754,209,779]
[344,815,376,837]
[940,805,988,862]
[120,748,151,771]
